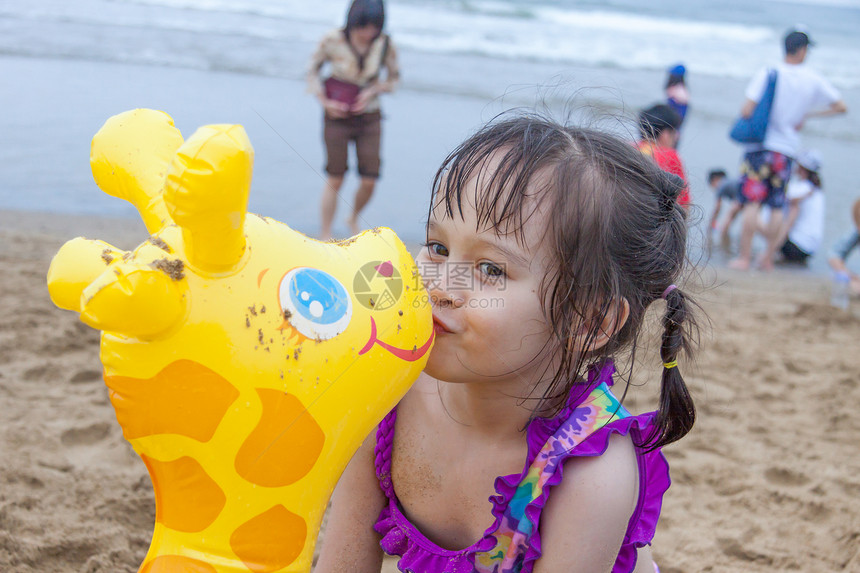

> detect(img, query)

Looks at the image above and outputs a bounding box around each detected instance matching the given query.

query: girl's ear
[571,298,630,353]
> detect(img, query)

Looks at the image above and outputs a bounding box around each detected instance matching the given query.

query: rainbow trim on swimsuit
[474,382,630,573]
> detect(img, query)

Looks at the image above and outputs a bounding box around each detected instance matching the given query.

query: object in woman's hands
[324,77,361,107]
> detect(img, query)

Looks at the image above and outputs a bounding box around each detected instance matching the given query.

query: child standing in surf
[315,113,698,573]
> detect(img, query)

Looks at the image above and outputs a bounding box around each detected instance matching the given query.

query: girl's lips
[432,315,453,334]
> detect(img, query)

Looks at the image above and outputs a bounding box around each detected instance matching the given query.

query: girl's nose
[427,282,465,309]
[424,271,465,309]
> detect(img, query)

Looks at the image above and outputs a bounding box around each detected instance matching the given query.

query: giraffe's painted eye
[279,268,352,340]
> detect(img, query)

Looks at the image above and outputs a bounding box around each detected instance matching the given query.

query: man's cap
[785,27,814,53]
[796,149,822,173]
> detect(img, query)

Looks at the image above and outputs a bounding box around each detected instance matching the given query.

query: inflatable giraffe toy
[47,109,433,572]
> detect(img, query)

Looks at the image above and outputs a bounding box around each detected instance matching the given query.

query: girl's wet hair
[429,112,697,450]
[345,0,385,35]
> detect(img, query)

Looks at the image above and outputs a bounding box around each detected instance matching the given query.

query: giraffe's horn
[90,109,184,235]
[164,124,253,273]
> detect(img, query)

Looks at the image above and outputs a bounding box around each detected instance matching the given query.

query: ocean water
[1,0,859,271]
[2,0,859,87]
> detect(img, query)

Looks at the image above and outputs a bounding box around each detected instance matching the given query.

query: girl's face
[350,24,380,45]
[417,166,557,388]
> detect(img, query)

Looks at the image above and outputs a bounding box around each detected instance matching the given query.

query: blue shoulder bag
[729,69,777,144]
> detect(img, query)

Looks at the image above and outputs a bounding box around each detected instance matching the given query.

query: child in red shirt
[637,104,690,207]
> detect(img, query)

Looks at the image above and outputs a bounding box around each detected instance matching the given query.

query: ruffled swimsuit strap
[475,361,634,573]
[374,407,397,499]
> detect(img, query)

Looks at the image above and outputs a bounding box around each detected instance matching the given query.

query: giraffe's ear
[164,124,253,273]
[91,109,184,235]
[79,261,187,339]
[47,237,127,312]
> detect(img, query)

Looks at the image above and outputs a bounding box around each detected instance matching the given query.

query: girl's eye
[425,242,449,257]
[477,261,506,280]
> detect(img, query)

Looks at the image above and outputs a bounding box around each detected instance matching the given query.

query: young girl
[315,114,697,573]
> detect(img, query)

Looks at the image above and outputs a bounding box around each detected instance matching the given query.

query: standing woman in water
[307,0,400,240]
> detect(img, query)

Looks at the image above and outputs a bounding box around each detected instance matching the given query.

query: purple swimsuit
[373,360,670,573]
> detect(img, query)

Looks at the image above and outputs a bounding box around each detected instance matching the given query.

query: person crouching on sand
[707,168,743,252]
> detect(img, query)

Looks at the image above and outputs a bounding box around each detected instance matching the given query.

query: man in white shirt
[729,27,847,271]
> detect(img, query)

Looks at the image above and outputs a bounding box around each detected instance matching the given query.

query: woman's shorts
[738,149,793,209]
[323,111,382,179]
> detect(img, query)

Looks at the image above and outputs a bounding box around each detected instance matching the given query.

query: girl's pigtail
[647,284,696,451]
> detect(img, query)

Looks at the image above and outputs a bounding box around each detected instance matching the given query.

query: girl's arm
[533,433,640,573]
[313,430,386,573]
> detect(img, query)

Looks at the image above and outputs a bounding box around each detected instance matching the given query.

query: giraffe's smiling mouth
[357,317,435,361]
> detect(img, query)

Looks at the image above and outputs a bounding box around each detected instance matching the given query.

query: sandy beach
[2,207,859,572]
[3,1,860,569]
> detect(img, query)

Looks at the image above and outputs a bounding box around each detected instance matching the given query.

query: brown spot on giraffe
[141,455,226,532]
[140,555,217,573]
[229,505,307,573]
[104,360,239,442]
[234,388,324,487]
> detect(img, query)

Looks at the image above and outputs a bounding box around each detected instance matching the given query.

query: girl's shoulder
[535,432,640,571]
[487,372,671,571]
[398,372,438,413]
[383,373,440,443]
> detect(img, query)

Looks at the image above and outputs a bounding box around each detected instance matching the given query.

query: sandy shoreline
[1,209,859,572]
